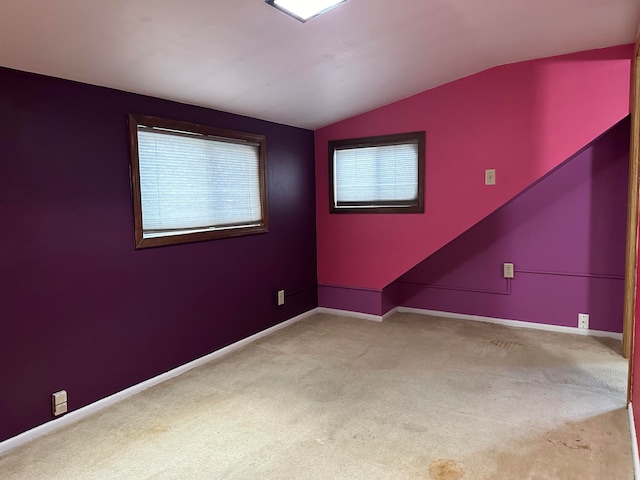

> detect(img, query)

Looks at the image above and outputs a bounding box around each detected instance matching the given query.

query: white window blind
[137,127,262,238]
[334,142,418,206]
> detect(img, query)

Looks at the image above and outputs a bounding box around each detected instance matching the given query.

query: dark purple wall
[394,118,630,332]
[318,285,384,315]
[0,67,317,442]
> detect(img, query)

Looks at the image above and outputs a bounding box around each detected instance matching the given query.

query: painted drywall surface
[0,67,317,442]
[393,118,629,332]
[317,283,399,316]
[317,285,383,315]
[315,44,633,292]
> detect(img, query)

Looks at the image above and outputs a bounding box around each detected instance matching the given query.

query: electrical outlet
[578,313,589,329]
[52,390,68,416]
[277,290,285,306]
[503,263,514,279]
[485,169,496,185]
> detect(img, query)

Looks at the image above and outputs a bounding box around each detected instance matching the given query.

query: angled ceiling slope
[1,0,639,129]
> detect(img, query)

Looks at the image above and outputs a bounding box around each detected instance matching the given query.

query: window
[128,114,268,249]
[328,131,425,214]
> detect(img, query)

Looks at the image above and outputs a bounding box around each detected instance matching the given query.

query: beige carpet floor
[0,312,633,479]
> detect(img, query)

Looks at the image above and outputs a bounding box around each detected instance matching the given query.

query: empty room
[2,1,640,479]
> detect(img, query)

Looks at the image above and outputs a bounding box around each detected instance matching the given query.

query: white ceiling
[1,1,639,129]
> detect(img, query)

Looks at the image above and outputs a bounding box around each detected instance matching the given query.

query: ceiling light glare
[267,0,348,22]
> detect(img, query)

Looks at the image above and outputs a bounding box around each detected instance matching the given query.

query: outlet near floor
[52,390,68,416]
[277,290,285,306]
[578,313,589,329]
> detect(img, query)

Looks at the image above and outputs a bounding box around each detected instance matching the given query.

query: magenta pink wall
[315,45,633,292]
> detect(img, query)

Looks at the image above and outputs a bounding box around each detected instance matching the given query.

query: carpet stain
[402,422,429,433]
[547,438,591,450]
[428,459,464,480]
[490,339,524,349]
[116,423,171,442]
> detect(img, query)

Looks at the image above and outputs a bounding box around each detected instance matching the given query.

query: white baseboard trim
[0,308,318,456]
[317,307,399,323]
[630,403,640,479]
[397,307,623,340]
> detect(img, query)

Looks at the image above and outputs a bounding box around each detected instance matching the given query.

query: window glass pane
[129,114,268,248]
[328,131,424,214]
[334,142,418,203]
[137,129,262,237]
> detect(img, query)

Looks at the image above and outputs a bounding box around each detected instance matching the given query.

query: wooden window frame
[328,131,425,214]
[128,114,268,249]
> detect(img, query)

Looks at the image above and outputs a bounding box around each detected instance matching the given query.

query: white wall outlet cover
[578,313,589,329]
[52,390,68,416]
[277,290,285,306]
[503,263,514,279]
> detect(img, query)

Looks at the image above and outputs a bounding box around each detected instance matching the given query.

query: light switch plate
[485,169,496,185]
